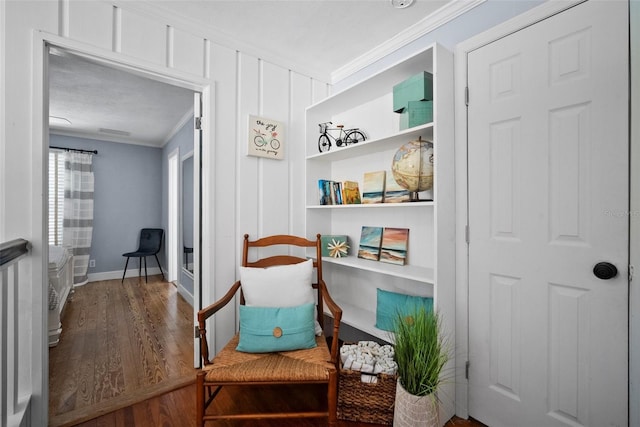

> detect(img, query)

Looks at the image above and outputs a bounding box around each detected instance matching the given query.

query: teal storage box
[321,235,349,258]
[399,100,433,130]
[393,71,433,113]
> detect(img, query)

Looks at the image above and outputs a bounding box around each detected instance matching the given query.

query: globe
[391,136,433,201]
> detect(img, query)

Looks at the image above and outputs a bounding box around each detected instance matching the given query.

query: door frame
[451,0,632,419]
[32,31,211,423]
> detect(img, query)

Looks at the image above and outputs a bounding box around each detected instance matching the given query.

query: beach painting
[379,228,409,265]
[358,226,384,260]
[362,171,385,204]
[384,171,410,203]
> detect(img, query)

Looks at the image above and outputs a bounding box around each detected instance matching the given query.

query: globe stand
[409,191,432,202]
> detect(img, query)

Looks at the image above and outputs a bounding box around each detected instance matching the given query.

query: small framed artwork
[362,171,385,204]
[379,227,409,265]
[358,226,383,260]
[247,115,285,159]
[384,171,410,203]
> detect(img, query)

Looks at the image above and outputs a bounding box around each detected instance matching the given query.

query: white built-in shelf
[306,43,453,350]
[306,46,434,118]
[306,123,434,162]
[307,201,434,209]
[324,299,394,343]
[322,256,434,284]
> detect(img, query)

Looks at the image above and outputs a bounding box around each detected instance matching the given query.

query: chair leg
[154,254,165,281]
[122,257,130,283]
[196,371,206,427]
[144,256,148,282]
[328,369,338,427]
[138,257,142,280]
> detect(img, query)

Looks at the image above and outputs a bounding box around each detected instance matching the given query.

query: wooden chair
[196,234,342,426]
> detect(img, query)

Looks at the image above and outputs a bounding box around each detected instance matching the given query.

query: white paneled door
[467,1,629,426]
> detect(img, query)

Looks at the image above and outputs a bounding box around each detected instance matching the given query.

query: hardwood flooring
[49,275,194,427]
[75,383,487,427]
[52,275,487,427]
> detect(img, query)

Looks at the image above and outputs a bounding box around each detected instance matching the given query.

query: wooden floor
[52,275,487,427]
[75,383,487,427]
[49,275,194,427]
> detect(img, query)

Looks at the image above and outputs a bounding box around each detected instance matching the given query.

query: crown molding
[330,0,487,84]
[49,128,164,148]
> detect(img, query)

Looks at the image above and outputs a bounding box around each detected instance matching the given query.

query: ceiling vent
[99,128,131,137]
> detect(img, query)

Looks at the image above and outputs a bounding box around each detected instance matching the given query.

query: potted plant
[393,306,450,427]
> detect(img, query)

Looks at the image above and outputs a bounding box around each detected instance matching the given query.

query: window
[49,151,65,246]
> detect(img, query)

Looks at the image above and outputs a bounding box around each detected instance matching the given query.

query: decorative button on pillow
[375,288,433,332]
[239,259,323,335]
[236,303,317,353]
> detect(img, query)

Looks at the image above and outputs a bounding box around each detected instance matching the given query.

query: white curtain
[62,152,94,285]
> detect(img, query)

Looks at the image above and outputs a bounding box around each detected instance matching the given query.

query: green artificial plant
[393,306,449,397]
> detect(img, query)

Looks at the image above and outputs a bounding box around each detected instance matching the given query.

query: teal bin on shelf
[393,71,433,113]
[399,100,433,130]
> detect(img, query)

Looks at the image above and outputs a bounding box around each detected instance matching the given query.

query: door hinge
[465,86,469,106]
[194,325,201,338]
[194,117,202,130]
[465,225,470,244]
[629,265,634,282]
[465,361,470,380]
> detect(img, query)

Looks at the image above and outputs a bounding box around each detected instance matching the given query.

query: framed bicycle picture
[247,115,285,160]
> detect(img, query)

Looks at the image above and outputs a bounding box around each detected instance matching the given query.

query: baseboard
[177,282,194,307]
[87,267,163,283]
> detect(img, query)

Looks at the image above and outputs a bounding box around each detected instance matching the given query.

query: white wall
[0,1,329,423]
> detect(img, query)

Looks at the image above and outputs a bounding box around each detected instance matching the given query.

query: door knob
[593,262,618,280]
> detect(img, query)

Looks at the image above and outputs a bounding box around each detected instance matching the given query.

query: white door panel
[468,1,628,426]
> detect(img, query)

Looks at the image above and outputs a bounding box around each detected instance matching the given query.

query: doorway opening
[44,43,206,425]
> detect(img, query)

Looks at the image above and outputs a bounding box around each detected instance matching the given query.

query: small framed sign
[247,115,285,159]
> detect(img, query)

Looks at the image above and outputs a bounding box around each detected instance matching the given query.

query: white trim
[453,0,606,419]
[629,2,640,426]
[86,267,163,283]
[167,147,180,283]
[0,0,5,241]
[49,128,166,148]
[177,282,194,307]
[33,31,212,425]
[125,0,331,83]
[330,0,486,84]
[31,32,49,427]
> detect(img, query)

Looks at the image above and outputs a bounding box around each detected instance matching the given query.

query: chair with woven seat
[196,234,342,426]
[121,228,165,283]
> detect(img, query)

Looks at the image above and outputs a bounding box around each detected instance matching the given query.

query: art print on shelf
[362,171,386,204]
[358,226,384,261]
[342,180,361,204]
[379,228,409,265]
[384,171,411,203]
[247,115,285,159]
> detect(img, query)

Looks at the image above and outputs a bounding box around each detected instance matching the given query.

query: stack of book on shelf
[318,179,361,205]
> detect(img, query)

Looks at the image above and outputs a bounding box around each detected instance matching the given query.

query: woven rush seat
[203,334,334,383]
[196,234,342,426]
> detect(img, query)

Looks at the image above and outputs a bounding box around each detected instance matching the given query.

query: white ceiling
[48,0,455,147]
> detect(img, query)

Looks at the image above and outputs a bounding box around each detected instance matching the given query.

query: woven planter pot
[393,380,439,427]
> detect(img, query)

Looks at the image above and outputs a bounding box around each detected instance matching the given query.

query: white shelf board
[306,123,434,162]
[307,201,434,209]
[323,256,434,284]
[306,45,434,116]
[324,299,394,343]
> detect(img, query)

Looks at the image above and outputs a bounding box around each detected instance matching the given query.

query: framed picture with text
[247,115,285,160]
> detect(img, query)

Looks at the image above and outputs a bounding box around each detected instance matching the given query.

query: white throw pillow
[240,258,323,335]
